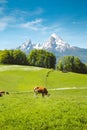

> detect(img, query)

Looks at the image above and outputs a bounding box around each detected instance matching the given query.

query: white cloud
[72,21,81,25]
[29,8,44,16]
[0,4,44,31]
[0,0,8,4]
[0,5,64,35]
[11,7,44,18]
[19,18,65,36]
[0,22,7,31]
[0,7,5,14]
[72,21,87,25]
[0,16,16,31]
[1,16,13,22]
[20,19,43,30]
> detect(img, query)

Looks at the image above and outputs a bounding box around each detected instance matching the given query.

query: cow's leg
[42,93,45,97]
[6,92,9,95]
[34,90,38,97]
[0,92,3,97]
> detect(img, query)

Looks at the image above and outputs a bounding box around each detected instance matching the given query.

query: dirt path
[10,87,87,94]
[49,87,87,91]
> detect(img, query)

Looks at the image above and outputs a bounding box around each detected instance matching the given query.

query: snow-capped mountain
[44,33,70,50]
[17,33,87,63]
[43,33,70,52]
[17,40,33,54]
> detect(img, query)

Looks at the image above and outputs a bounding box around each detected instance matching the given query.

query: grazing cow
[34,86,49,97]
[0,91,9,97]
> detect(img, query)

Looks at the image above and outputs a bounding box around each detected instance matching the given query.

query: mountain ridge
[17,33,87,63]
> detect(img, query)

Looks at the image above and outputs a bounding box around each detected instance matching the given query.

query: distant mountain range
[17,33,87,63]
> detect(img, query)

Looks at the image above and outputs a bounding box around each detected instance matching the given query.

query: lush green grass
[0,89,87,130]
[0,65,87,130]
[0,65,48,91]
[0,65,87,92]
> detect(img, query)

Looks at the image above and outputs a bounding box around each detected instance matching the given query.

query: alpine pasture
[0,65,87,130]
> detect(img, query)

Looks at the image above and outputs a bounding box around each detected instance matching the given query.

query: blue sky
[0,0,87,49]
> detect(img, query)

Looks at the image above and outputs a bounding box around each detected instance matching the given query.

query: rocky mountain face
[17,33,87,63]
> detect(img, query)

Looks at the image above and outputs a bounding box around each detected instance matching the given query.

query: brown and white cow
[34,86,49,97]
[0,91,9,97]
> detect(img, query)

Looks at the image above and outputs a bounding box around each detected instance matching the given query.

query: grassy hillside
[0,65,87,92]
[0,89,87,130]
[0,65,87,130]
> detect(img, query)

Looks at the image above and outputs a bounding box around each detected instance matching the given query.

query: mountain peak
[19,39,33,53]
[51,33,63,42]
[51,33,60,39]
[43,33,70,51]
[50,33,66,45]
[23,40,32,47]
[17,33,87,63]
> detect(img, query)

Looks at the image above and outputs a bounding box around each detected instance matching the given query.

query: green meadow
[0,65,87,130]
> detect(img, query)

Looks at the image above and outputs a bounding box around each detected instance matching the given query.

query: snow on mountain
[33,43,43,49]
[20,40,32,50]
[18,33,71,52]
[43,33,70,52]
[18,40,33,53]
[17,33,87,63]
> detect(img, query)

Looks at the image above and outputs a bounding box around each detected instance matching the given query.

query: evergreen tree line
[0,49,87,73]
